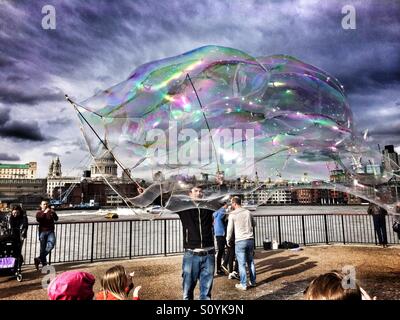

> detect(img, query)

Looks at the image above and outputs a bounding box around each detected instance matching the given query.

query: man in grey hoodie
[226,196,256,290]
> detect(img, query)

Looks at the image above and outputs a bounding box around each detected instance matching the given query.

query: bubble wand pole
[65,94,143,190]
[185,73,221,175]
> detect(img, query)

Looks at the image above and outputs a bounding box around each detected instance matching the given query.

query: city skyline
[0,0,399,178]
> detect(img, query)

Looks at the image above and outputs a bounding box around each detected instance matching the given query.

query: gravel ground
[0,244,399,300]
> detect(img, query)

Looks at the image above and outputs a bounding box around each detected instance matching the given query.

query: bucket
[263,238,272,250]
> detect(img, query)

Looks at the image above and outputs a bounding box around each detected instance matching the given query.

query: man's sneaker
[248,281,256,287]
[221,265,229,275]
[228,271,239,280]
[34,258,40,271]
[235,283,247,291]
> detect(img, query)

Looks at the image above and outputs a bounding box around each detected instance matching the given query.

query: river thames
[26,205,370,222]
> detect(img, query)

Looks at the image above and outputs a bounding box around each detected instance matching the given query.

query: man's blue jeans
[39,231,56,265]
[235,239,256,288]
[182,250,215,300]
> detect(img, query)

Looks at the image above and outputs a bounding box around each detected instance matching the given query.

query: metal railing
[21,214,400,266]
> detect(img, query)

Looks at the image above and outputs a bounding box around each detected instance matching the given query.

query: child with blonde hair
[96,265,141,300]
[304,271,375,300]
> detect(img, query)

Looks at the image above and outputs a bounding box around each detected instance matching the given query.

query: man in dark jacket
[35,200,58,270]
[171,186,216,300]
[367,203,388,247]
[395,202,400,240]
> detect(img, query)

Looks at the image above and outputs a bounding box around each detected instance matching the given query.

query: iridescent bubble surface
[75,45,399,215]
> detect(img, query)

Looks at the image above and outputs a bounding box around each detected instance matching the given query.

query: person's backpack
[278,241,300,249]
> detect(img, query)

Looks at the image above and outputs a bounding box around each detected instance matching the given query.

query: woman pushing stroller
[8,205,28,267]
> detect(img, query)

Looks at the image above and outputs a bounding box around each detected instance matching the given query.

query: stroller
[0,214,24,281]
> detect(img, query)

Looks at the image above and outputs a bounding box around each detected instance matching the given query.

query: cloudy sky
[0,0,399,178]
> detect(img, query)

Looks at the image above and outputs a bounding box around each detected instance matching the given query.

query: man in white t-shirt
[226,196,256,290]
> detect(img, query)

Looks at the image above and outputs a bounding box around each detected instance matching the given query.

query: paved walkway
[1,244,399,300]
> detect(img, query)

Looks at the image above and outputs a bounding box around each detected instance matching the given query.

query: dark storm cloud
[0,153,20,161]
[370,125,400,136]
[0,107,50,141]
[6,74,30,83]
[0,108,11,125]
[1,0,399,97]
[367,134,400,150]
[0,120,47,141]
[44,152,60,157]
[0,86,63,105]
[347,88,400,128]
[0,1,146,80]
[47,117,72,126]
[96,75,113,83]
[336,69,400,93]
[0,56,15,68]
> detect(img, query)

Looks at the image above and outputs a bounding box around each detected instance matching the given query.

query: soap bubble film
[74,46,399,215]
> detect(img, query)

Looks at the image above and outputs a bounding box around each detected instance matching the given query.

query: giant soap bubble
[71,45,399,215]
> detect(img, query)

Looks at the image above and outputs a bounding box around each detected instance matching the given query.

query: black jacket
[9,213,28,240]
[177,207,215,249]
[367,204,387,216]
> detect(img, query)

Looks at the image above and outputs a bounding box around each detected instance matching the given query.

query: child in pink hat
[47,271,95,300]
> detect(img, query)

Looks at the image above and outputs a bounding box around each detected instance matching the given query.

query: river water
[26,205,370,223]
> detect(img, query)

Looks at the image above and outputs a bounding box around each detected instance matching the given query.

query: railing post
[129,221,133,259]
[164,219,167,257]
[341,215,346,245]
[324,214,329,244]
[277,215,282,245]
[301,215,306,246]
[90,222,95,263]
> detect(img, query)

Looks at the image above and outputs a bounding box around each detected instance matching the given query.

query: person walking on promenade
[9,205,28,268]
[171,185,216,300]
[393,202,400,240]
[226,196,256,291]
[221,202,239,279]
[367,203,388,247]
[213,202,228,275]
[34,200,58,270]
[96,265,141,300]
[221,225,239,280]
